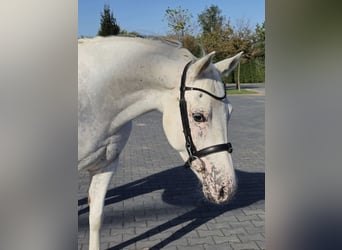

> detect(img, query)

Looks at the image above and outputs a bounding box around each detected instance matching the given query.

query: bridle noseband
[179,61,233,168]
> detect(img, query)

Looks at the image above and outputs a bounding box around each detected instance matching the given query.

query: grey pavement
[78,94,265,250]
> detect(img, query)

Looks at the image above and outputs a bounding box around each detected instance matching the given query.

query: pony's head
[162,51,243,204]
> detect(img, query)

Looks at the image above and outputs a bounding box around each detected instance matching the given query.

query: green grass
[227,89,259,95]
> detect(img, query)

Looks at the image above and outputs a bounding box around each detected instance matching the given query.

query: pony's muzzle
[204,182,237,204]
[190,157,237,204]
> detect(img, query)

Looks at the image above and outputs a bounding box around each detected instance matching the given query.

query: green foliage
[198,21,234,62]
[197,5,228,62]
[197,6,264,82]
[119,29,142,37]
[98,4,120,36]
[161,5,265,83]
[165,33,202,58]
[198,5,224,34]
[252,21,265,59]
[229,18,254,70]
[163,6,192,41]
[225,59,265,83]
[223,20,265,83]
[182,35,202,57]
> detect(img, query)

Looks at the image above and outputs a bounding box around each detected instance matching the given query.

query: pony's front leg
[88,160,118,250]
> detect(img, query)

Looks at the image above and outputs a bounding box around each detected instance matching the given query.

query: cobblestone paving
[78,95,265,250]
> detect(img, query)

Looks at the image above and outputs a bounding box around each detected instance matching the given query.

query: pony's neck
[109,89,164,133]
[108,57,186,134]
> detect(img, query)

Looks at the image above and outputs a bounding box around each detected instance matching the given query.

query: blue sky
[78,0,264,37]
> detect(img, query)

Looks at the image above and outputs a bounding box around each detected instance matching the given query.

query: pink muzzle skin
[191,157,237,204]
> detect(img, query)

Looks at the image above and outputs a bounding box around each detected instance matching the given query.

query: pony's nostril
[218,186,226,199]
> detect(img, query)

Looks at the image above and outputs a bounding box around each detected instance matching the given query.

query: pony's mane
[78,35,180,47]
[78,36,195,60]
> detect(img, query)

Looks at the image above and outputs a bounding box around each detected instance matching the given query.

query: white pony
[78,36,242,249]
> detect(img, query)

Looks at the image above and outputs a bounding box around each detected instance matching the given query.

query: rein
[179,61,233,168]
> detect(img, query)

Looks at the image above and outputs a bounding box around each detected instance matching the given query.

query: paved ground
[78,94,265,250]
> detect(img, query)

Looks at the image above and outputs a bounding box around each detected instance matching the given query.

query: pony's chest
[78,122,132,171]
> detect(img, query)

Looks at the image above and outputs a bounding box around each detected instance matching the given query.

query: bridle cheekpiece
[179,61,233,168]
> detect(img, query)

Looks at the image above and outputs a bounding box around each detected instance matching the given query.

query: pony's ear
[215,51,243,77]
[191,51,216,77]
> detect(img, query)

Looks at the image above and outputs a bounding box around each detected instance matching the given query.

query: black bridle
[179,61,233,168]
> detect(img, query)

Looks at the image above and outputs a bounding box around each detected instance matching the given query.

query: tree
[163,6,193,41]
[98,4,120,36]
[119,29,142,37]
[197,6,261,86]
[198,21,234,62]
[250,21,265,83]
[198,5,224,34]
[252,21,265,59]
[182,34,202,57]
[230,18,254,89]
[232,18,253,60]
[197,5,234,63]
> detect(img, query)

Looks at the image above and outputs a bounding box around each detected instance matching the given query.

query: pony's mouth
[191,158,236,204]
[202,179,236,204]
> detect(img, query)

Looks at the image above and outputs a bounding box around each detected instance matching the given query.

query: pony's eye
[192,113,206,122]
